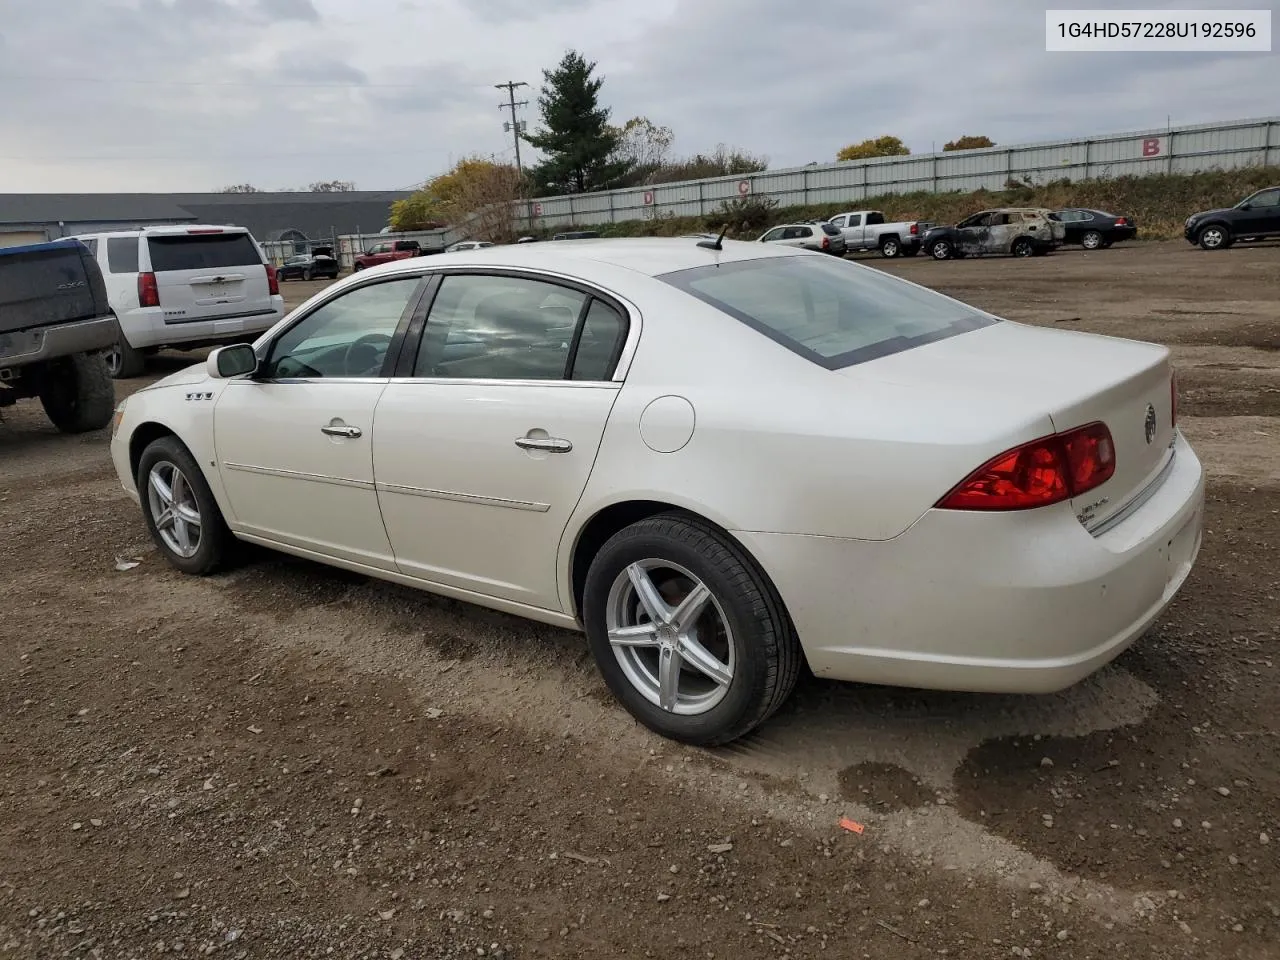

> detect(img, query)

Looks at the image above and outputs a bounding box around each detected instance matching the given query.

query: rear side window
[866,212,885,225]
[147,233,262,272]
[107,237,139,274]
[660,255,995,370]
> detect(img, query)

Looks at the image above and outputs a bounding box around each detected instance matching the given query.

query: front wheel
[38,353,114,433]
[1011,237,1034,258]
[1198,225,1231,250]
[582,513,801,745]
[930,239,954,260]
[136,436,235,575]
[879,237,901,258]
[302,268,313,281]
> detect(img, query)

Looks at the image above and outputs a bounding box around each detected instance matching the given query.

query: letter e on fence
[1142,137,1163,157]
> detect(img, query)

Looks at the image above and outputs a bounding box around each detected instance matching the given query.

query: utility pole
[495,81,529,178]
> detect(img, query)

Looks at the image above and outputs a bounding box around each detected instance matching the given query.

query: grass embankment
[536,166,1280,241]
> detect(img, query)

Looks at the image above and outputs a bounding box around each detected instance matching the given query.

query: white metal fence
[516,116,1280,230]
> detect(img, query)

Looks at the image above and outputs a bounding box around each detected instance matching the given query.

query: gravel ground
[1,240,1277,959]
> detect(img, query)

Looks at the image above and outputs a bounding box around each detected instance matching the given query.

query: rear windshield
[147,233,261,272]
[659,254,996,369]
[820,223,841,236]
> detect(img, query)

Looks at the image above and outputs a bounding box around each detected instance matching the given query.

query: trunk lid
[846,321,1176,528]
[146,230,273,325]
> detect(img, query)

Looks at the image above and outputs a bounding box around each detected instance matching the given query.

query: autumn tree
[836,136,910,161]
[389,157,522,241]
[944,135,995,152]
[610,116,674,185]
[524,50,633,194]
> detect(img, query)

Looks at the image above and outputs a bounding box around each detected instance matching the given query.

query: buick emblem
[1143,403,1157,444]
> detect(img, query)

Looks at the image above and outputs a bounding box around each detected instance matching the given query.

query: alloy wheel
[146,460,203,559]
[605,559,735,716]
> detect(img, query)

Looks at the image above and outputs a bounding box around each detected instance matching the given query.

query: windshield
[659,254,995,369]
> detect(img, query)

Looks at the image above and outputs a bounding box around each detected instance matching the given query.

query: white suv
[73,225,285,378]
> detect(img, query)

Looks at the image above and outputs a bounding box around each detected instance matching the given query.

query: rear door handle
[321,424,362,439]
[515,436,572,453]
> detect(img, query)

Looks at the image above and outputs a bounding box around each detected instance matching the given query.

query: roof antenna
[697,223,729,251]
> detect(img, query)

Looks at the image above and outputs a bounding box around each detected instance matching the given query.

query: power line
[495,80,529,179]
[0,73,493,90]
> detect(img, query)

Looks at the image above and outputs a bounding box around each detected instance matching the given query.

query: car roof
[357,236,815,280]
[73,224,251,239]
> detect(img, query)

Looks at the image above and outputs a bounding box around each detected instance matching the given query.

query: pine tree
[524,51,633,195]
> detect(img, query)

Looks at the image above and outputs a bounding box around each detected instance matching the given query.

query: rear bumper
[0,315,116,370]
[733,431,1205,694]
[120,299,284,349]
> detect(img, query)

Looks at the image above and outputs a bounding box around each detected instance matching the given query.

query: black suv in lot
[1184,186,1280,250]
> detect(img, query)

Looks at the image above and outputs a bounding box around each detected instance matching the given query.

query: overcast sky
[1,0,1276,193]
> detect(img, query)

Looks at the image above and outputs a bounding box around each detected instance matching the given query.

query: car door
[956,213,991,254]
[372,271,631,612]
[213,274,428,570]
[844,213,864,248]
[1055,210,1080,243]
[986,212,1015,253]
[1239,188,1280,235]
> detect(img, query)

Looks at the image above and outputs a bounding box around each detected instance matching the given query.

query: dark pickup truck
[0,239,117,433]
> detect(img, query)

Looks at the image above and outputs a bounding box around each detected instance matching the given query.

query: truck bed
[0,239,111,338]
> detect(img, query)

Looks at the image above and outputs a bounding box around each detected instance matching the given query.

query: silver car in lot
[757,222,847,255]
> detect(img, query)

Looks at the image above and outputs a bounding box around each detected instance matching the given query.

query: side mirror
[207,343,258,379]
[1239,203,1252,210]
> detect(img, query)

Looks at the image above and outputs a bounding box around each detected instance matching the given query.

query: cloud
[0,0,1275,192]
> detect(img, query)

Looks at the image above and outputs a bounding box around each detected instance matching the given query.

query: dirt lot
[2,241,1277,959]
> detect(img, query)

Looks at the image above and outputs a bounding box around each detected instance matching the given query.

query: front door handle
[515,436,572,453]
[321,424,363,439]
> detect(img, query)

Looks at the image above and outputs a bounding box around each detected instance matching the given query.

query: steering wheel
[342,333,393,376]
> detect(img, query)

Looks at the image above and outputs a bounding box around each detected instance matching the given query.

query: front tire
[38,352,115,433]
[1011,237,1034,258]
[1198,225,1231,250]
[302,268,313,281]
[879,237,901,258]
[930,239,954,260]
[582,513,801,746]
[1081,230,1103,250]
[136,436,235,575]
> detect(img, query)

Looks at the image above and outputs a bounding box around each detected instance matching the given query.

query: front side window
[761,228,785,242]
[263,277,423,379]
[660,254,995,370]
[107,237,139,274]
[412,273,625,381]
[848,214,862,227]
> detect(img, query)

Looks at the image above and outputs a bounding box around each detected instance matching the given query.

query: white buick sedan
[109,238,1205,745]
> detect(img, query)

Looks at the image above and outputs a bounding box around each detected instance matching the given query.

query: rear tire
[104,319,146,379]
[930,239,953,260]
[582,513,801,746]
[136,436,235,576]
[38,352,115,434]
[1081,230,1103,250]
[302,268,313,281]
[879,237,901,258]
[1011,237,1034,258]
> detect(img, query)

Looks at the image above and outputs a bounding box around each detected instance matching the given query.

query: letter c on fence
[737,180,751,196]
[532,202,543,216]
[1142,137,1162,157]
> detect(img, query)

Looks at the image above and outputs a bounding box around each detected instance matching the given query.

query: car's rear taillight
[1171,370,1178,427]
[266,264,280,296]
[910,223,919,235]
[137,272,160,308]
[936,421,1115,511]
[821,235,830,249]
[1115,217,1128,226]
